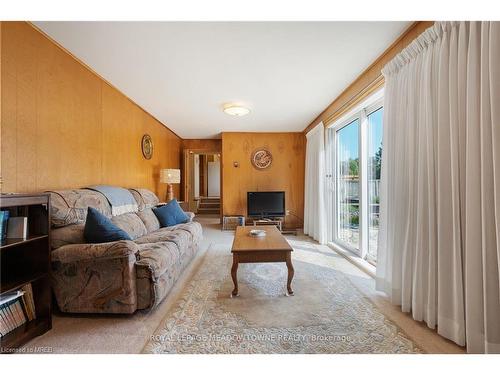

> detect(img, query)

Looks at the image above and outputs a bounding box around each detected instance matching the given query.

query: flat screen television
[247,191,285,218]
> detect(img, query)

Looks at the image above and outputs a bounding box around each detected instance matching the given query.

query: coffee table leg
[231,255,239,297]
[286,252,294,296]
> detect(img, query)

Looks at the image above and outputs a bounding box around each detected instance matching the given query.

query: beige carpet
[22,248,208,354]
[24,216,463,353]
[22,218,218,354]
[143,242,423,354]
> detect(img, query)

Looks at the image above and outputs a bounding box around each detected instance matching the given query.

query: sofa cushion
[135,236,197,310]
[84,207,132,243]
[136,208,160,233]
[168,222,203,240]
[134,222,202,249]
[51,240,138,314]
[136,269,179,310]
[130,188,160,211]
[135,241,180,280]
[51,224,85,249]
[153,199,189,227]
[111,213,148,240]
[134,226,189,244]
[49,189,112,227]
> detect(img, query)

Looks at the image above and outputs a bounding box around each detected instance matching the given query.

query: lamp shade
[160,169,181,184]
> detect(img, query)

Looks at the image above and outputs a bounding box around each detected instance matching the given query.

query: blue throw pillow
[153,199,189,227]
[84,207,132,243]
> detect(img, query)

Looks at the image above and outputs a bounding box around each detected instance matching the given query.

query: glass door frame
[326,91,384,261]
[333,117,362,256]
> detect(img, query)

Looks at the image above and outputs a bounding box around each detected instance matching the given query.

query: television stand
[252,217,283,232]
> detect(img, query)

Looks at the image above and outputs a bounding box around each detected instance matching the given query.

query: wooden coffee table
[230,226,294,297]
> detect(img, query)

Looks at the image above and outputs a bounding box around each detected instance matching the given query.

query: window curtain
[376,21,500,353]
[304,123,327,244]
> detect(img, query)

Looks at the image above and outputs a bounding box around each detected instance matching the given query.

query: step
[197,207,220,214]
[199,197,220,202]
[198,203,220,208]
[198,205,220,210]
[199,207,220,211]
[199,201,220,205]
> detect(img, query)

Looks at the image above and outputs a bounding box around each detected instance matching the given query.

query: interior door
[207,161,220,197]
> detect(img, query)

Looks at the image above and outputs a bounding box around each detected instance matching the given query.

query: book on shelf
[0,210,10,242]
[0,298,27,337]
[0,283,36,338]
[6,216,28,240]
[21,283,36,321]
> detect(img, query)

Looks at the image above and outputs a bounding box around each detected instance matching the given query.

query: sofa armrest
[185,212,195,222]
[52,240,138,264]
[51,240,139,314]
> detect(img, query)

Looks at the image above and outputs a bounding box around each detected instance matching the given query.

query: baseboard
[327,242,376,278]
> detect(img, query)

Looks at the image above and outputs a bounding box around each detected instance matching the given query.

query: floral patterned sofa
[48,188,202,314]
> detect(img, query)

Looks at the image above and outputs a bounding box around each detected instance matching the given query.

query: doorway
[185,151,221,216]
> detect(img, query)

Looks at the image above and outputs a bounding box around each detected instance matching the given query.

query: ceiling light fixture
[223,104,250,117]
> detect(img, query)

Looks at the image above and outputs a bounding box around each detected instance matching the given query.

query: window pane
[367,107,383,262]
[336,119,360,251]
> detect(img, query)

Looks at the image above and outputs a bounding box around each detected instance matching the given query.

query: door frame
[182,149,222,214]
[325,91,384,260]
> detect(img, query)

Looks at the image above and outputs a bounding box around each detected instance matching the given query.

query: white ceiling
[34,22,409,139]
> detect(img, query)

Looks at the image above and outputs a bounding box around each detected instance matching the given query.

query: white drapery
[376,21,500,353]
[304,123,327,244]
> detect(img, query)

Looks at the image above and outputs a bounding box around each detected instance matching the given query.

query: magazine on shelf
[0,210,10,242]
[6,216,28,239]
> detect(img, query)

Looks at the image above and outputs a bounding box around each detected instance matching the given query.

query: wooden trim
[304,21,434,134]
[323,76,384,127]
[26,21,183,140]
[181,139,222,153]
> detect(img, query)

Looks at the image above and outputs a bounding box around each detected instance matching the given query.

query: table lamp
[160,168,181,202]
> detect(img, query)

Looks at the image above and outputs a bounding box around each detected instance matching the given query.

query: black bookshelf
[0,193,52,353]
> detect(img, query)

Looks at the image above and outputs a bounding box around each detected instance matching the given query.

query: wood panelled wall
[182,139,221,153]
[222,132,305,229]
[0,22,182,198]
[304,21,434,133]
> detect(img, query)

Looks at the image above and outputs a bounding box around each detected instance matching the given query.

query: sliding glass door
[336,119,360,253]
[366,107,383,263]
[326,91,383,264]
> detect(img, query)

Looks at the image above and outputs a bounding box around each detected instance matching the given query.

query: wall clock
[251,148,272,170]
[141,134,154,160]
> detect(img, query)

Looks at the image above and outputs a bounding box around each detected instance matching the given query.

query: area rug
[143,241,423,354]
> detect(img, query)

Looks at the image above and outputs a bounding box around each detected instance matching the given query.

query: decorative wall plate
[141,134,154,160]
[251,148,272,170]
